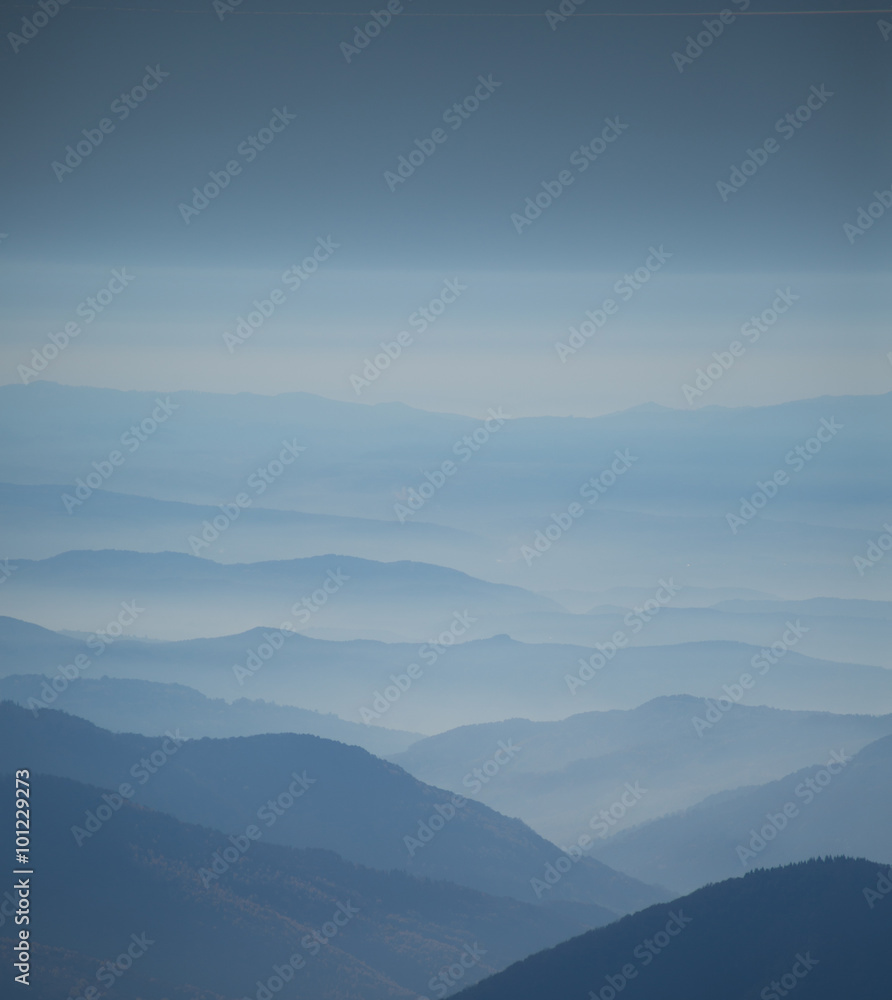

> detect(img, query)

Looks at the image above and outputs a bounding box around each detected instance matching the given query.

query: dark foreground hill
[0,937,227,1000]
[0,773,602,1000]
[457,857,892,1000]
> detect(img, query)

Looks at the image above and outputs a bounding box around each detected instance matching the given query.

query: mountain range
[0,702,663,917]
[390,695,892,846]
[596,733,892,893]
[1,383,890,598]
[0,771,601,1000]
[2,616,890,733]
[0,672,421,756]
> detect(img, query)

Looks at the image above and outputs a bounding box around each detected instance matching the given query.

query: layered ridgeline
[9,675,891,860]
[0,480,486,571]
[0,673,422,757]
[0,550,558,643]
[389,696,892,846]
[457,858,892,1000]
[0,703,664,918]
[497,596,892,670]
[596,733,892,893]
[0,772,608,1000]
[0,382,889,598]
[0,512,892,666]
[2,617,891,735]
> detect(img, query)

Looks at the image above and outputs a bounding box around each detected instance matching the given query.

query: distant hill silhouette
[391,695,892,844]
[1,382,888,596]
[597,733,892,892]
[2,616,890,734]
[0,479,483,571]
[2,549,561,641]
[0,672,421,756]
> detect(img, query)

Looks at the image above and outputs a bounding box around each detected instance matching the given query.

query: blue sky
[1,0,889,415]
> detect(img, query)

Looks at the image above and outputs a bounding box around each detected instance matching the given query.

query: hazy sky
[2,0,889,416]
